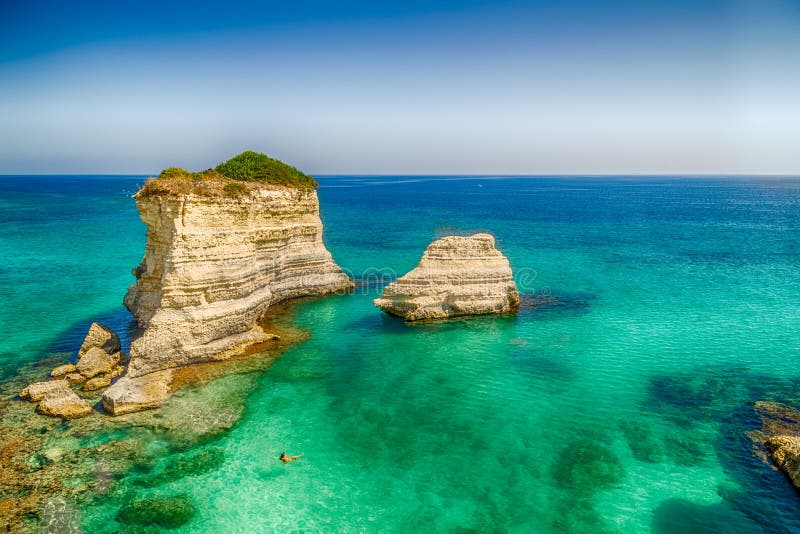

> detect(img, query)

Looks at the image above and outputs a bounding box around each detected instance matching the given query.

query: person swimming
[280,452,303,463]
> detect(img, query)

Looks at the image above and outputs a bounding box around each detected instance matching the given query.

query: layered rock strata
[374,233,519,321]
[103,185,352,414]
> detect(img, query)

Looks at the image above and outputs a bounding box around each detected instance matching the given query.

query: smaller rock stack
[374,233,520,321]
[19,323,126,419]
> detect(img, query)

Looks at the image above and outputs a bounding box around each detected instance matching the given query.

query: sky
[0,0,798,175]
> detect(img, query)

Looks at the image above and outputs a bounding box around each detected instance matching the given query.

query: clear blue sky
[1,0,798,174]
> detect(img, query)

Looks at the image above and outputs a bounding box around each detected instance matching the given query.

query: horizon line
[1,172,799,178]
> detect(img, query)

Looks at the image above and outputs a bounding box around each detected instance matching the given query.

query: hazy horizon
[2,0,799,175]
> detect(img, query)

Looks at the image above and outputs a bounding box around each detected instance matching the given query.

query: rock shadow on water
[43,307,138,362]
[517,290,596,320]
[0,307,137,384]
[387,309,519,331]
[652,498,763,534]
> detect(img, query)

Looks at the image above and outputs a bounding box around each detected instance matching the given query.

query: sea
[1,174,800,532]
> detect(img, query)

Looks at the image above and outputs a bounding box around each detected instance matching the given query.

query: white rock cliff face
[103,186,352,414]
[374,233,519,321]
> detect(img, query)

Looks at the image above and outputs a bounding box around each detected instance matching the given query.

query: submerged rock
[78,322,120,358]
[36,388,93,419]
[20,379,70,402]
[116,494,196,529]
[136,447,225,487]
[374,233,519,321]
[552,438,625,494]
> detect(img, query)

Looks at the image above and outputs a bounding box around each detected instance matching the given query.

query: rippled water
[2,175,800,532]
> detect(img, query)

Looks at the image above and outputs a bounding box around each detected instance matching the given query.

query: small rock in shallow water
[50,364,77,378]
[78,322,120,357]
[64,372,85,384]
[84,376,112,391]
[102,370,172,415]
[76,347,120,378]
[41,447,66,464]
[20,379,70,402]
[37,387,93,419]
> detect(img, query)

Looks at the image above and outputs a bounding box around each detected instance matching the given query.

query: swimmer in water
[280,452,303,463]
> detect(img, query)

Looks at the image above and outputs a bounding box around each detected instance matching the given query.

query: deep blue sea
[2,175,800,532]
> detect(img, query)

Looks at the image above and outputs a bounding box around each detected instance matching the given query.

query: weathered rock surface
[50,364,76,379]
[104,185,351,414]
[750,401,800,491]
[76,348,120,378]
[765,435,800,489]
[374,233,520,321]
[64,373,85,384]
[36,388,93,419]
[20,380,70,402]
[78,322,120,357]
[102,370,173,416]
[83,376,112,391]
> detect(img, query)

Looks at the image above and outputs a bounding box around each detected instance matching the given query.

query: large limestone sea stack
[374,233,519,321]
[103,152,353,414]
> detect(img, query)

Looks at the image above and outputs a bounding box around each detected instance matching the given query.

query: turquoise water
[2,175,800,532]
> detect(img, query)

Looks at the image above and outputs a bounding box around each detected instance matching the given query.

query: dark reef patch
[116,494,196,529]
[639,364,800,531]
[651,498,763,534]
[619,420,665,464]
[134,447,225,488]
[518,291,596,319]
[552,437,624,494]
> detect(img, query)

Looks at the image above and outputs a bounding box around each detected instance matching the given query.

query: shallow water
[2,175,800,532]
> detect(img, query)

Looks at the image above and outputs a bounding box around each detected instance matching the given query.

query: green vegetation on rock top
[140,151,317,197]
[215,151,317,188]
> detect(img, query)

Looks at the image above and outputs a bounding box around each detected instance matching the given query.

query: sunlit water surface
[2,175,800,532]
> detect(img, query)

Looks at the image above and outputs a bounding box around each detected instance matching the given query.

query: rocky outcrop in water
[20,380,70,402]
[78,322,120,357]
[765,435,800,489]
[20,322,126,419]
[749,401,800,491]
[374,233,519,321]
[103,181,352,414]
[37,388,93,419]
